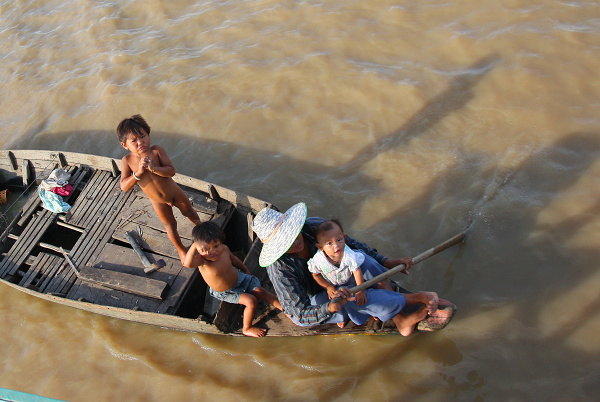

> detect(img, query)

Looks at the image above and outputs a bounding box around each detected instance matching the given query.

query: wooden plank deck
[2,159,236,318]
[45,173,135,295]
[0,210,55,278]
[65,169,111,227]
[112,188,235,260]
[0,165,91,279]
[67,243,197,313]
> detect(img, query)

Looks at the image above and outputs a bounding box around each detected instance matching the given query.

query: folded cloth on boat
[49,183,73,197]
[38,186,71,213]
[40,168,71,191]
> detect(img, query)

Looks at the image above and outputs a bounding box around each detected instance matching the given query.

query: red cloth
[49,184,73,196]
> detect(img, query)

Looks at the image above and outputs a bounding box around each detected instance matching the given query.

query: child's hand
[326,285,337,299]
[355,290,367,306]
[144,157,155,172]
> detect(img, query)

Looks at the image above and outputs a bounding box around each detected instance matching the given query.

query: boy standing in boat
[117,114,201,264]
[184,221,282,337]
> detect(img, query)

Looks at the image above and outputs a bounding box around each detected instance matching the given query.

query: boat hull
[0,150,456,336]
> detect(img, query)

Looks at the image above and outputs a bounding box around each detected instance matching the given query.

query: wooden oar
[330,228,469,304]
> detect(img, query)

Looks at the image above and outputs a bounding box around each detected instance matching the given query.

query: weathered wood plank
[78,266,168,300]
[77,183,134,268]
[0,210,55,278]
[187,191,218,215]
[22,159,34,187]
[65,169,107,226]
[211,200,235,229]
[17,189,41,227]
[18,252,49,287]
[0,208,22,247]
[80,175,120,229]
[89,243,195,314]
[68,282,162,312]
[69,170,112,227]
[38,257,69,293]
[67,168,103,216]
[7,151,17,170]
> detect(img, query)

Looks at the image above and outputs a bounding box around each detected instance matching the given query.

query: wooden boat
[0,150,459,336]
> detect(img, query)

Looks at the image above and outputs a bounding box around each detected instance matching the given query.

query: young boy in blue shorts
[184,221,282,337]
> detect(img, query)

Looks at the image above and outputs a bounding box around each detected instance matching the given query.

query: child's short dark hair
[116,114,151,143]
[315,218,344,241]
[192,221,225,244]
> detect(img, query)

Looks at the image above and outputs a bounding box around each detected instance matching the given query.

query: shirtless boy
[117,114,201,264]
[184,221,282,337]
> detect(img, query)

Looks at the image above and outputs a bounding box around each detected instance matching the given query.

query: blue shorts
[209,271,261,304]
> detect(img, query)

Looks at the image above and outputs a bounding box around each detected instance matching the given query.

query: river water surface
[1,0,600,400]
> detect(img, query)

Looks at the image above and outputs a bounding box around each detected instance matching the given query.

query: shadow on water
[11,55,500,224]
[10,54,600,399]
[342,54,500,175]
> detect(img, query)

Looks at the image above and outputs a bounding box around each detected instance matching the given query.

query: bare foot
[337,319,349,329]
[421,291,439,314]
[417,299,455,332]
[243,326,267,338]
[393,305,428,336]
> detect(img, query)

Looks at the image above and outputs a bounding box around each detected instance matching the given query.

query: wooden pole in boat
[330,228,469,304]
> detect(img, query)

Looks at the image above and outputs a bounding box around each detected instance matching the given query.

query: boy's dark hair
[116,114,151,143]
[192,221,225,244]
[315,218,344,242]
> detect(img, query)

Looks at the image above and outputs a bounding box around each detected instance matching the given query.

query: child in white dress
[308,219,408,328]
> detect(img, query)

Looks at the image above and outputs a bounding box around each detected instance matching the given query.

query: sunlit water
[1,0,600,400]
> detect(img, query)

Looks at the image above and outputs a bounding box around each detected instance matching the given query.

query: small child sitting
[308,219,428,330]
[117,114,201,264]
[184,221,282,337]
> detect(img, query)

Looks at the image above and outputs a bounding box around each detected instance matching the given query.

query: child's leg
[392,305,428,336]
[238,293,266,338]
[251,287,282,311]
[172,185,201,225]
[393,291,440,336]
[151,200,187,263]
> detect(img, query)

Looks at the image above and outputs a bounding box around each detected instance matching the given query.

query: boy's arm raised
[183,243,204,268]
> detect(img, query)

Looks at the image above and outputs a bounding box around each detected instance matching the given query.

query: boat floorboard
[67,243,196,313]
[0,163,217,315]
[113,188,235,260]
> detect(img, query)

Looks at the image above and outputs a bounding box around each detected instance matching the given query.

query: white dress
[307,245,365,286]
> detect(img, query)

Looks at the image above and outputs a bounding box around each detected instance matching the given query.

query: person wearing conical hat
[252,202,443,335]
